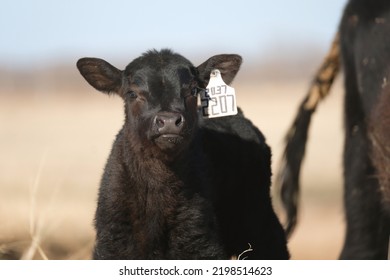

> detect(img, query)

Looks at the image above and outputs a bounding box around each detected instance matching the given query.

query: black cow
[278,0,390,259]
[77,49,289,259]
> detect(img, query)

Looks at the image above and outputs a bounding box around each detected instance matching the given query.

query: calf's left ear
[77,57,122,94]
[197,54,242,86]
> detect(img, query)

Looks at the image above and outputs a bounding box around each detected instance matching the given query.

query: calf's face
[77,50,241,161]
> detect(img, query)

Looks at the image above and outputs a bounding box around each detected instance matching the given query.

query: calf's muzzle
[154,111,185,135]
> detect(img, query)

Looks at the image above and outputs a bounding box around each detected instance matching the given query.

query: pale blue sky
[0,0,346,68]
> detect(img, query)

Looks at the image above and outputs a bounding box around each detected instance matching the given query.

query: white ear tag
[200,69,238,118]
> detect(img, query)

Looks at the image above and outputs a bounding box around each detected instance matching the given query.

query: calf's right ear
[77,58,122,94]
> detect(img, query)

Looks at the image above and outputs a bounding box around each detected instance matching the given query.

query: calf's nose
[154,112,185,134]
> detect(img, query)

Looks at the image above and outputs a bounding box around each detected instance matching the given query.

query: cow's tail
[276,33,341,238]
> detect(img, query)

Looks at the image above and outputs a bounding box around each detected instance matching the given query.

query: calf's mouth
[154,133,185,150]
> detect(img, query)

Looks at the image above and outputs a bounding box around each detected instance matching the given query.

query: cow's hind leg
[370,89,390,214]
[368,89,390,258]
[340,62,390,259]
[341,124,389,259]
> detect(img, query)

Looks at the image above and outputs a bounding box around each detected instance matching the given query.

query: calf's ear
[77,58,122,94]
[197,54,242,85]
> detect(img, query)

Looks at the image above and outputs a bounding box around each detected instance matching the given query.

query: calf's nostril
[175,115,184,127]
[156,117,165,128]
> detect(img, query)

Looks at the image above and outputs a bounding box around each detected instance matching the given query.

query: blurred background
[0,0,347,259]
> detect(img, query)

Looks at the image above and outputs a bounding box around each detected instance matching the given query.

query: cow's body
[339,0,390,259]
[278,0,390,260]
[77,49,289,259]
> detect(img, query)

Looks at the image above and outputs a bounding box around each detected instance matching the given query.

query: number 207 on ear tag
[200,69,238,118]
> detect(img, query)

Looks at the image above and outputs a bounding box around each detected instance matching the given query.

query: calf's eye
[126,91,138,99]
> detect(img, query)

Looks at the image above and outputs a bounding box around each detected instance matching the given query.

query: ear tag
[200,69,238,118]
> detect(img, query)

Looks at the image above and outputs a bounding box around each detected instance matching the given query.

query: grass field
[0,77,345,259]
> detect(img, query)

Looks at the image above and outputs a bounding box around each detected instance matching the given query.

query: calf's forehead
[128,66,195,87]
[124,51,196,87]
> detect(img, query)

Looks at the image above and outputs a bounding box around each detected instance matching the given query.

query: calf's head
[77,49,241,161]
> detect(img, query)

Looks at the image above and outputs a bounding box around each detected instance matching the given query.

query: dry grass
[21,150,49,260]
[0,79,345,259]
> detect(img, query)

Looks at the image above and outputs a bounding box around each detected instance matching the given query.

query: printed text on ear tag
[200,69,238,118]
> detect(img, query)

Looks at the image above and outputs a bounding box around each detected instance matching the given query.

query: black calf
[77,49,289,259]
